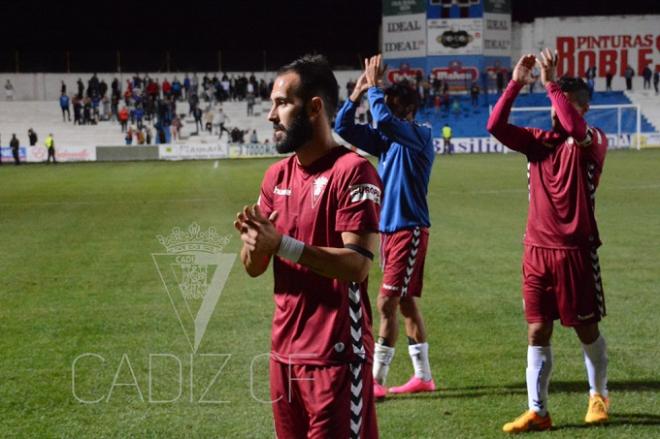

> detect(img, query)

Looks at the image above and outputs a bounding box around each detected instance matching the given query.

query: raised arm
[334,72,386,156]
[363,54,430,151]
[486,54,538,153]
[538,48,589,143]
[367,87,430,151]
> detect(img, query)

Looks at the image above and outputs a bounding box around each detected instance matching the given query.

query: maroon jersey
[258,146,382,366]
[488,81,608,249]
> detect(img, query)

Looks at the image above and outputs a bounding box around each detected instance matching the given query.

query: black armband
[344,243,374,261]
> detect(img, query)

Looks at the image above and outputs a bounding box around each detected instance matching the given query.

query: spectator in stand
[146,78,158,100]
[9,134,20,165]
[133,73,142,89]
[204,107,214,133]
[246,93,255,116]
[161,77,171,99]
[60,80,67,94]
[172,77,182,101]
[82,97,92,125]
[183,74,191,100]
[605,70,613,91]
[145,126,152,144]
[111,77,120,98]
[624,65,634,90]
[72,94,82,125]
[192,106,203,134]
[77,78,84,97]
[191,73,199,97]
[60,92,71,122]
[136,128,145,145]
[249,129,258,144]
[88,73,100,98]
[586,74,595,100]
[230,127,244,143]
[642,64,652,90]
[125,126,133,145]
[28,128,38,146]
[5,79,14,101]
[134,105,145,130]
[470,82,480,107]
[586,66,596,83]
[118,106,129,132]
[124,83,133,106]
[110,93,119,121]
[496,67,505,94]
[654,70,659,95]
[222,75,231,101]
[91,93,101,123]
[45,133,56,164]
[171,115,183,141]
[188,90,199,116]
[99,79,108,98]
[217,107,230,139]
[259,78,269,100]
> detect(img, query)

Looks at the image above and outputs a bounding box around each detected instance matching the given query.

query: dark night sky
[1,0,658,71]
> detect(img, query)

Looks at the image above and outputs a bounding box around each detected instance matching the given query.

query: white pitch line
[213,160,219,169]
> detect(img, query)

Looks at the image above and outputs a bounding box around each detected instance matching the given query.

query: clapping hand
[234,204,280,255]
[537,48,558,86]
[512,54,537,85]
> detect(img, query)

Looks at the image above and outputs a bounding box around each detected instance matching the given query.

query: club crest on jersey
[349,183,381,205]
[312,176,328,208]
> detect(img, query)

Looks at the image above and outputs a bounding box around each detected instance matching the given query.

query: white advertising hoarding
[26,146,96,162]
[427,18,483,56]
[382,13,427,59]
[483,13,512,56]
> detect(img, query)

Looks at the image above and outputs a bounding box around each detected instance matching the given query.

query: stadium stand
[0,83,656,149]
[0,99,275,147]
[415,90,657,138]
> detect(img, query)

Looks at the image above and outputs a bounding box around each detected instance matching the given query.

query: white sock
[408,342,432,381]
[526,345,553,416]
[582,335,608,397]
[373,343,395,385]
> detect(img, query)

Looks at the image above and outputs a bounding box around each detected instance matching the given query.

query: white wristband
[277,235,305,263]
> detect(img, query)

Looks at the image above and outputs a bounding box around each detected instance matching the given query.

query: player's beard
[274,107,313,154]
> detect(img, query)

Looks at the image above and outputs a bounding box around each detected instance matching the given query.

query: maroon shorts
[270,358,378,439]
[380,227,429,297]
[522,245,606,327]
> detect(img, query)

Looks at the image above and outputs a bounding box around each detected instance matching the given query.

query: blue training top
[335,87,435,233]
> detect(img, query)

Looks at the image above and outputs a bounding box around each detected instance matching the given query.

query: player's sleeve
[367,87,430,152]
[582,127,608,170]
[545,81,588,142]
[335,159,382,233]
[257,167,275,218]
[334,98,387,156]
[486,80,536,154]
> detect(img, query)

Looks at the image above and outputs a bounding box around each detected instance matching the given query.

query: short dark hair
[277,54,339,120]
[557,76,590,107]
[385,82,420,116]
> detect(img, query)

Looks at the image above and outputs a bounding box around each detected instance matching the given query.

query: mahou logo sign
[432,61,479,83]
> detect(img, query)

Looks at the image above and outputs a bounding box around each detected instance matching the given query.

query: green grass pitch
[1,149,658,438]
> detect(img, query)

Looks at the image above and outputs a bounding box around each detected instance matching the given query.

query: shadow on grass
[381,380,660,400]
[555,413,660,430]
